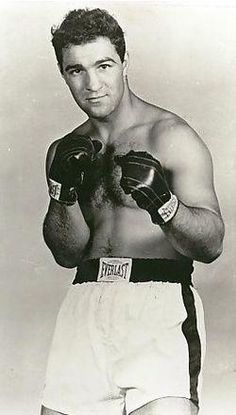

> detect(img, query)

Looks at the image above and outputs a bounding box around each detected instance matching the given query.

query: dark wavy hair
[51,8,126,71]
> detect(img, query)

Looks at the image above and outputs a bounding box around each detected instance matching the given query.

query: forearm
[43,199,90,268]
[161,201,225,263]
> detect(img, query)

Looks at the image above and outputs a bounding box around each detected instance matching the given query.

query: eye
[99,64,111,70]
[69,68,83,76]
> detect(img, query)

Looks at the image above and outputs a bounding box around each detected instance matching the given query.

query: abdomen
[85,205,186,260]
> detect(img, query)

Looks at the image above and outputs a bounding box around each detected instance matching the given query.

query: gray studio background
[1,1,235,414]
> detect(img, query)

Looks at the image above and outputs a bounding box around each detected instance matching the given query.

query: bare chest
[80,130,153,215]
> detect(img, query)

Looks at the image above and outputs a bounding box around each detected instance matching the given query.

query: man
[41,8,224,415]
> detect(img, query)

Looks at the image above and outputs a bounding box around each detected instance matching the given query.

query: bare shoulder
[149,109,212,171]
[145,106,220,212]
[150,108,204,149]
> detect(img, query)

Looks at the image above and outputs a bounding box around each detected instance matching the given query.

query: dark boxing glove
[48,133,102,205]
[115,150,179,225]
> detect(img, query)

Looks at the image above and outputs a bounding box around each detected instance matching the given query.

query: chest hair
[80,144,124,209]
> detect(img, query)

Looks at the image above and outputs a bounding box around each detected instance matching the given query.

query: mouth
[86,95,106,103]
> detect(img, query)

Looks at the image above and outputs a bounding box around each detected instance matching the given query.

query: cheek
[65,75,82,92]
[68,82,84,100]
[110,73,124,97]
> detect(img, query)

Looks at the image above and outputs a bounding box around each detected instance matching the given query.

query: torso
[75,98,188,262]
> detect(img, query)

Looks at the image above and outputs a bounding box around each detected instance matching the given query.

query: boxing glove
[48,133,102,205]
[115,150,179,225]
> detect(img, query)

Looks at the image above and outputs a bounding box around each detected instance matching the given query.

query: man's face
[62,37,127,119]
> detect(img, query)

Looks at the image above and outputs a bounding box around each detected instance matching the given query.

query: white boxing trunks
[42,258,205,415]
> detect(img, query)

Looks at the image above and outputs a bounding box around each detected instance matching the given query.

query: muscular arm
[43,141,90,268]
[156,122,225,263]
[161,202,224,263]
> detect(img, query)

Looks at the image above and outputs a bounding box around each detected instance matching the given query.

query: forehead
[62,36,120,66]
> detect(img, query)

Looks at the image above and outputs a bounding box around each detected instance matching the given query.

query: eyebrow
[96,58,117,65]
[65,63,83,72]
[65,58,117,72]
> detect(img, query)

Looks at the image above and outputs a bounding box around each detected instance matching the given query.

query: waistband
[73,258,194,285]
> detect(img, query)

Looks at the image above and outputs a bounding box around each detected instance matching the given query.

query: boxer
[41,8,224,415]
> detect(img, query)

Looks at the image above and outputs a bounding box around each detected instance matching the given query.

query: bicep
[168,130,221,214]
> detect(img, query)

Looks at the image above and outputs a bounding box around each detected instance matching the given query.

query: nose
[85,70,101,92]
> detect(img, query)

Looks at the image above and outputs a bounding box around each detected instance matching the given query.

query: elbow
[200,244,223,264]
[53,254,78,269]
[43,236,82,269]
[42,221,86,269]
[198,237,224,264]
[199,220,225,264]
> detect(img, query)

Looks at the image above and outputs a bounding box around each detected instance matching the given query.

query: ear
[122,51,129,77]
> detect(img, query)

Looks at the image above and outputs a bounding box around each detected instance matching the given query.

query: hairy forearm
[162,202,225,263]
[43,199,90,268]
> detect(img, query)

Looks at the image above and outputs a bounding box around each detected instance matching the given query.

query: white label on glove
[158,194,179,223]
[48,178,62,200]
[97,257,132,282]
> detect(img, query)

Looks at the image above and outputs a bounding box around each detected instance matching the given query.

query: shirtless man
[41,8,225,415]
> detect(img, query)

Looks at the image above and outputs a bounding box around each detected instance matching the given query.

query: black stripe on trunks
[181,284,202,409]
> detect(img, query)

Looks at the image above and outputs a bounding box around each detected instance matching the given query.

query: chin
[85,106,115,120]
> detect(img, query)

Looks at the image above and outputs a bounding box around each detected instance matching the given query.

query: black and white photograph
[0,1,235,414]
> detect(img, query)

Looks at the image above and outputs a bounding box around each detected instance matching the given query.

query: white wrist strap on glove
[48,178,62,200]
[158,194,179,224]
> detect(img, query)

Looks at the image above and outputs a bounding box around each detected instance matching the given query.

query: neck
[88,82,137,143]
